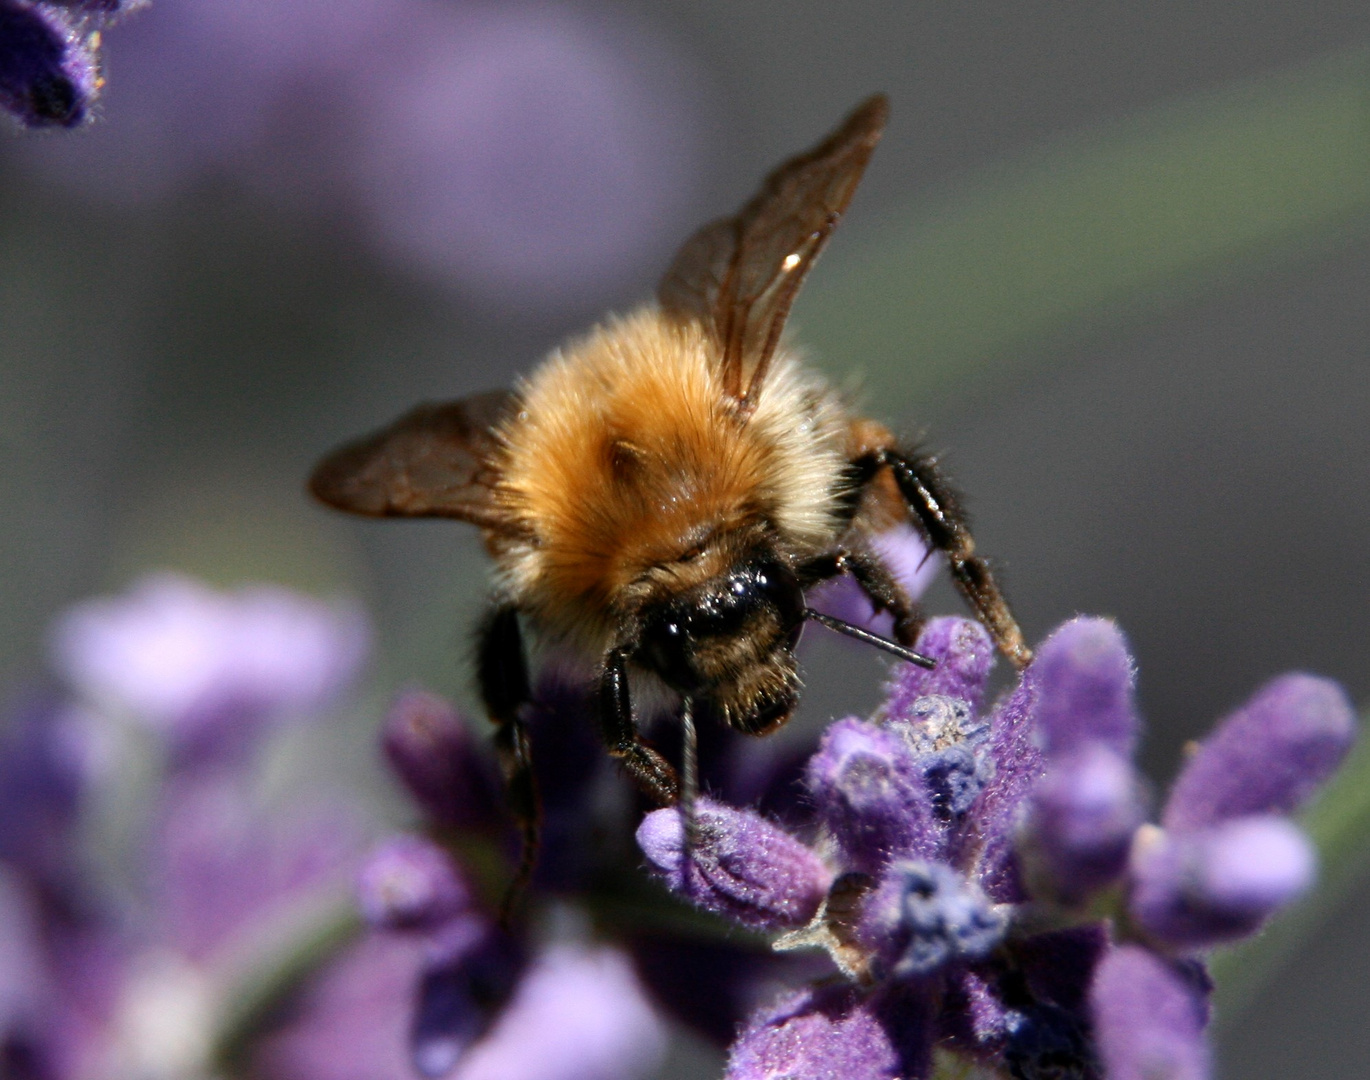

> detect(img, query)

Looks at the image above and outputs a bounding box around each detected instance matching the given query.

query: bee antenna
[802,609,937,669]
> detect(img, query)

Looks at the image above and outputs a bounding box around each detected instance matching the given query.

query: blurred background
[2,1,1369,1077]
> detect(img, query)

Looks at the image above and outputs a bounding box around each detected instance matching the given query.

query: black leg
[599,648,680,806]
[859,448,1032,669]
[798,547,925,647]
[476,604,539,921]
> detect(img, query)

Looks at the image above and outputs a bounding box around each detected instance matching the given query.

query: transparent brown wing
[658,94,889,413]
[309,390,516,530]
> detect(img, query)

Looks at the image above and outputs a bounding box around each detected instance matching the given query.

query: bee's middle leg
[599,648,680,806]
[477,604,540,920]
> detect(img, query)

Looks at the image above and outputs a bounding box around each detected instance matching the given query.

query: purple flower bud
[357,836,471,932]
[412,918,521,1078]
[806,718,940,872]
[725,985,902,1080]
[1163,674,1355,832]
[381,690,502,830]
[454,945,666,1080]
[636,798,831,931]
[883,617,996,716]
[1090,945,1211,1080]
[1027,744,1146,902]
[1030,617,1137,757]
[858,860,1007,978]
[0,1,97,128]
[1129,817,1315,948]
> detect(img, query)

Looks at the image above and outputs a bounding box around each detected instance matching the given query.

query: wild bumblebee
[311,95,1030,883]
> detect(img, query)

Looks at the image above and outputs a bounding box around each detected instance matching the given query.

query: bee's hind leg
[599,647,680,807]
[477,604,541,924]
[851,446,1033,670]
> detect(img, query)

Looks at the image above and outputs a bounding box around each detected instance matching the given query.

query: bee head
[635,552,805,708]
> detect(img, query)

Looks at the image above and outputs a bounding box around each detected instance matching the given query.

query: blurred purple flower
[50,572,369,761]
[14,0,704,313]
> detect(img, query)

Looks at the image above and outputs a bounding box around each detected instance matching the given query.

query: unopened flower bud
[382,690,502,829]
[1129,816,1315,948]
[357,835,471,931]
[636,798,830,931]
[1027,744,1146,902]
[1163,674,1355,832]
[806,719,940,872]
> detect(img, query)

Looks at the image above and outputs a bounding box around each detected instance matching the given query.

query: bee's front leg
[599,648,680,806]
[798,547,925,646]
[476,604,540,920]
[852,447,1033,669]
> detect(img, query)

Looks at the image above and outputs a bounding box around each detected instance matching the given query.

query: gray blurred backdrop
[2,2,1368,1076]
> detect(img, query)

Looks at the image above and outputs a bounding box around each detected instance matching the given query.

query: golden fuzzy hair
[489,306,853,655]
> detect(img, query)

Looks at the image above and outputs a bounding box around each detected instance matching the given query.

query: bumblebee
[311,95,1030,888]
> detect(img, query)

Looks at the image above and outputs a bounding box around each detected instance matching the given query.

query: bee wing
[309,390,516,530]
[658,94,888,413]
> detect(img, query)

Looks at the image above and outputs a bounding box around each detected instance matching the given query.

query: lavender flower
[636,614,1355,1078]
[51,572,369,765]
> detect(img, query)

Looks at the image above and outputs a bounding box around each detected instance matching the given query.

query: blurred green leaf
[796,47,1370,411]
[1211,724,1370,1023]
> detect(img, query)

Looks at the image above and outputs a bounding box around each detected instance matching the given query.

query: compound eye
[638,607,702,693]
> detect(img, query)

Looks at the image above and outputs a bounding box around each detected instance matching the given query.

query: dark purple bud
[1089,945,1211,1080]
[1129,817,1315,949]
[858,860,1007,978]
[886,694,993,820]
[884,617,996,716]
[357,835,472,931]
[412,918,522,1078]
[382,690,502,830]
[1030,617,1137,757]
[725,985,903,1080]
[1026,744,1146,902]
[0,693,90,886]
[636,798,831,931]
[0,2,96,127]
[806,718,941,872]
[1003,1002,1094,1080]
[942,965,1015,1052]
[1163,674,1355,832]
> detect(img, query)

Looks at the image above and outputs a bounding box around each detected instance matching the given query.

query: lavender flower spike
[1090,945,1211,1080]
[0,1,97,127]
[637,797,831,930]
[1163,673,1355,831]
